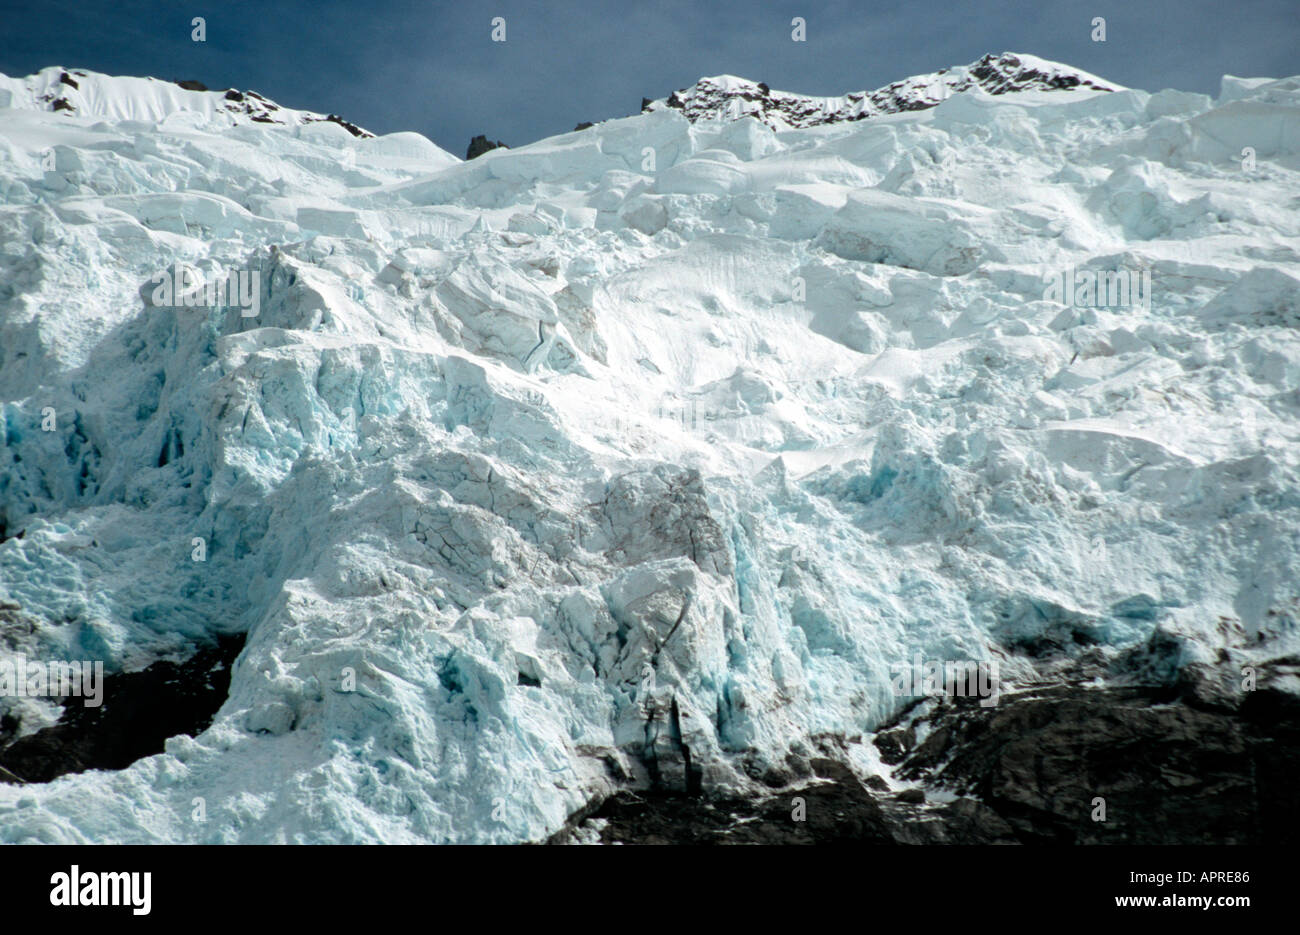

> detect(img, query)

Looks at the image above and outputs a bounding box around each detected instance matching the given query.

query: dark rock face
[569,779,899,845]
[58,71,79,89]
[884,678,1300,844]
[556,756,1018,845]
[467,135,508,160]
[573,121,594,132]
[554,650,1300,844]
[173,79,209,92]
[0,634,245,784]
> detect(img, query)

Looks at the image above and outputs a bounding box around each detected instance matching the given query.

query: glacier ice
[0,61,1298,843]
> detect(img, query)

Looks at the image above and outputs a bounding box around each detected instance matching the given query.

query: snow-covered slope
[0,66,389,141]
[0,60,1298,843]
[646,53,1122,129]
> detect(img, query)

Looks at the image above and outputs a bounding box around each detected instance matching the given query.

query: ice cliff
[0,58,1298,842]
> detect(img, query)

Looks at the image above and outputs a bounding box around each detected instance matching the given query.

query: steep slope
[0,60,1298,844]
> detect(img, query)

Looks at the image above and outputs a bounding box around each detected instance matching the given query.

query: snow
[1,57,1298,843]
[648,53,1125,131]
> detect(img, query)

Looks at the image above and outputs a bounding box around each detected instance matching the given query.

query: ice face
[0,64,1297,843]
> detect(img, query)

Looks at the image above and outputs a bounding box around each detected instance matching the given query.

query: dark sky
[1,0,1296,157]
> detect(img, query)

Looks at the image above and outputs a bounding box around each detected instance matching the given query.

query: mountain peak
[647,53,1122,130]
[0,66,374,136]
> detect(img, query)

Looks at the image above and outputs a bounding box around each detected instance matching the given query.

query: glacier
[0,58,1298,843]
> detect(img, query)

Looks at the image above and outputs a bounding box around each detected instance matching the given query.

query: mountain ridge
[3,52,1123,155]
[0,66,377,138]
[643,52,1123,130]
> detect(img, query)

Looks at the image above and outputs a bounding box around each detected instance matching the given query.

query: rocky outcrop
[0,635,245,784]
[554,645,1300,844]
[467,134,508,159]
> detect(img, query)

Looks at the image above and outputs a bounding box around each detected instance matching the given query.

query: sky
[1,0,1296,157]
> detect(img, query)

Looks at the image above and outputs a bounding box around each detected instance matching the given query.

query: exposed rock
[467,134,508,160]
[0,634,245,784]
[556,652,1300,844]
